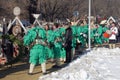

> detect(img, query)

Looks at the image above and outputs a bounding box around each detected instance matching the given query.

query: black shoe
[28,73,33,75]
[52,65,62,68]
[64,61,70,63]
[43,72,47,75]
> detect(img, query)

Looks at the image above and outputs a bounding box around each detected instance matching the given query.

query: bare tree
[37,0,69,21]
[0,0,29,21]
[1,0,120,23]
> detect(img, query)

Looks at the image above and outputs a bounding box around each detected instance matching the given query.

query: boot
[113,44,116,48]
[109,44,112,49]
[28,63,35,75]
[41,63,47,75]
[71,48,75,60]
[52,59,61,68]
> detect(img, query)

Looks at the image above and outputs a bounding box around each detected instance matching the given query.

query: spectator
[109,22,118,49]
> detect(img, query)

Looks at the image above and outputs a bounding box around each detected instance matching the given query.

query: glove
[95,33,99,36]
[62,43,67,48]
[83,34,87,37]
[80,33,83,35]
[77,38,80,43]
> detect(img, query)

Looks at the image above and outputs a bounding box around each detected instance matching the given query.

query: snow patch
[39,48,120,80]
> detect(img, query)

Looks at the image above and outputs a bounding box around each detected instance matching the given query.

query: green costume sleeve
[94,26,103,44]
[102,26,109,32]
[82,25,88,34]
[71,25,77,36]
[97,26,103,36]
[59,27,66,41]
[46,30,52,43]
[38,28,46,40]
[23,28,37,46]
[71,26,77,48]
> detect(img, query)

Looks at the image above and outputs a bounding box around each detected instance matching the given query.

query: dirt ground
[0,61,67,80]
[0,43,119,80]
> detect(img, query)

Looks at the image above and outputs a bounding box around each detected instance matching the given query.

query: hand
[80,33,83,35]
[42,41,47,46]
[77,38,80,43]
[62,43,67,48]
[83,34,87,37]
[112,32,115,34]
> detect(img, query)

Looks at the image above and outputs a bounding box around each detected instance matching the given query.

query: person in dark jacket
[63,23,73,63]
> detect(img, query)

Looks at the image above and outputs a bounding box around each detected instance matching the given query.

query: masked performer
[102,24,109,43]
[77,24,88,48]
[44,24,53,60]
[24,26,47,75]
[59,26,66,62]
[52,23,63,68]
[94,24,103,46]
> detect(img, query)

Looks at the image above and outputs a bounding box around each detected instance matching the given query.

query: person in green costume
[77,24,88,48]
[71,25,77,60]
[101,24,109,43]
[51,23,63,68]
[90,25,96,45]
[23,25,47,75]
[81,24,88,47]
[77,20,88,48]
[44,24,53,60]
[93,24,103,46]
[58,25,66,62]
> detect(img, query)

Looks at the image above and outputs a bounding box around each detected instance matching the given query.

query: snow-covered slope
[39,47,120,80]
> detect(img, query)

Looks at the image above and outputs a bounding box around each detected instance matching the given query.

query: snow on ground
[39,47,120,80]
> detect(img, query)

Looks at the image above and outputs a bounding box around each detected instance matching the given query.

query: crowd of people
[0,16,120,75]
[23,16,120,75]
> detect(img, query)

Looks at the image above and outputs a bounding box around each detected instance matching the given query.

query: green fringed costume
[59,27,66,59]
[77,25,88,47]
[90,27,96,44]
[52,27,65,59]
[24,26,47,65]
[45,30,53,59]
[71,25,77,49]
[94,25,103,45]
